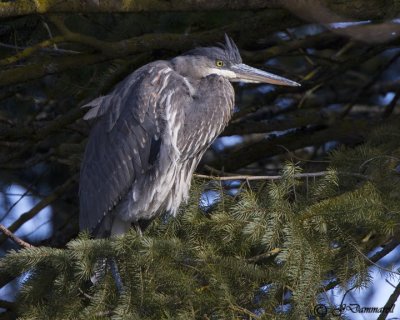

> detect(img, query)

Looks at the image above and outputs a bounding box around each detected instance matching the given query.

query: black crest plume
[219,33,242,64]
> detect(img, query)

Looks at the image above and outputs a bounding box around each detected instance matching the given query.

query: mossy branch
[0,0,280,18]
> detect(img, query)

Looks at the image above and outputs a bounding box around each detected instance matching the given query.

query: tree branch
[194,171,369,181]
[1,0,398,20]
[0,35,70,66]
[0,224,34,248]
[377,280,400,320]
[0,0,283,18]
[0,9,296,87]
[210,120,369,172]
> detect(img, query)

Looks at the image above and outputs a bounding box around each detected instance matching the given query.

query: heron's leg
[90,258,124,294]
[133,221,143,237]
[108,258,124,294]
[107,217,131,294]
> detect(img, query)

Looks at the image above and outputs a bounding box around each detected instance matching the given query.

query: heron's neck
[171,56,205,79]
[170,56,202,96]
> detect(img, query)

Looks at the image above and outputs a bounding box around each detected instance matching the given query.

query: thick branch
[377,280,400,320]
[0,52,109,87]
[0,10,297,87]
[0,0,282,18]
[1,0,398,20]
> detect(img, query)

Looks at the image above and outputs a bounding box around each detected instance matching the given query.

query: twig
[42,19,59,50]
[78,288,94,300]
[351,243,400,276]
[229,304,262,319]
[194,171,368,181]
[194,171,327,181]
[0,224,34,248]
[247,248,281,263]
[323,239,400,292]
[0,41,79,54]
[0,36,69,66]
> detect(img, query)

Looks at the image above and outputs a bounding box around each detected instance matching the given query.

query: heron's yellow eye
[216,60,224,67]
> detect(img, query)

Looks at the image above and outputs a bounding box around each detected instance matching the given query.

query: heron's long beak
[231,63,300,86]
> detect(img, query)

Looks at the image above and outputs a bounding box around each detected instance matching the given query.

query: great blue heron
[79,34,300,238]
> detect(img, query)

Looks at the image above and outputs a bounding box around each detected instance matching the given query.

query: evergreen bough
[1,125,399,319]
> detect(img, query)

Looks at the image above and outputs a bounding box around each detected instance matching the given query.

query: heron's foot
[91,258,106,285]
[90,258,125,295]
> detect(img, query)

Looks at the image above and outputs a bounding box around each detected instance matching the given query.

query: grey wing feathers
[79,62,190,234]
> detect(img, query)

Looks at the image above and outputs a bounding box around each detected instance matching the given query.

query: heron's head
[175,34,300,86]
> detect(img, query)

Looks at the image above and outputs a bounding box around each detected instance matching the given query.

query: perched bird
[79,34,300,238]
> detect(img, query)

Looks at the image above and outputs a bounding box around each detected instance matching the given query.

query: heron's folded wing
[79,62,191,234]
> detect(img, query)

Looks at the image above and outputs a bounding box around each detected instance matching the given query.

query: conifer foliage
[2,124,399,319]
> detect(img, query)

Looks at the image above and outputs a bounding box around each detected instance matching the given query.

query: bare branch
[194,171,328,181]
[0,224,34,248]
[194,171,368,181]
[377,280,400,320]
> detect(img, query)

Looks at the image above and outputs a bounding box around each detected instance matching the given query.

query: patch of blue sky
[257,84,276,94]
[329,21,371,29]
[275,97,294,109]
[287,24,326,38]
[199,190,220,210]
[378,92,395,106]
[213,135,243,152]
[324,141,340,152]
[1,184,53,242]
[0,184,53,304]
